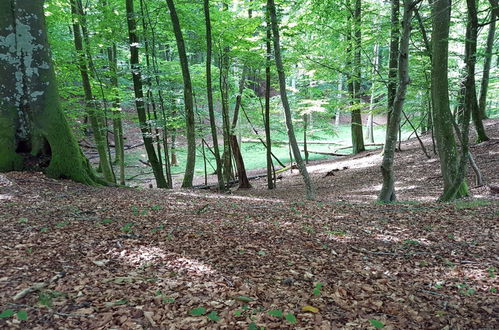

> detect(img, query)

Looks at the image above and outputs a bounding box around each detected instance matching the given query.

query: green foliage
[369,319,385,329]
[284,313,297,324]
[313,283,324,296]
[16,310,28,321]
[207,311,221,322]
[190,307,207,316]
[268,309,283,317]
[121,223,134,234]
[0,309,15,318]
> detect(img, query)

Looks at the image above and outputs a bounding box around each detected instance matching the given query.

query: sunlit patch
[172,191,283,203]
[108,246,215,277]
[374,234,403,243]
[0,194,13,201]
[111,246,167,265]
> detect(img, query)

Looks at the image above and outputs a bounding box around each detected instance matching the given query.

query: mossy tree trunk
[268,0,315,200]
[0,0,103,185]
[165,0,196,188]
[431,0,468,201]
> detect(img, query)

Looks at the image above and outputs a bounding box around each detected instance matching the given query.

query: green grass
[123,124,412,179]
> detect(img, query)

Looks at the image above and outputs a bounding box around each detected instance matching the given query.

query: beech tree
[268,0,315,200]
[0,0,103,185]
[431,0,468,201]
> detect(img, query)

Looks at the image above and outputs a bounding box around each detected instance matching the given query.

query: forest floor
[0,119,498,329]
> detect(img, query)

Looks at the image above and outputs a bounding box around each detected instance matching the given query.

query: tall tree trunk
[0,0,103,185]
[204,0,225,191]
[230,71,252,189]
[378,0,414,202]
[431,0,468,201]
[265,9,275,189]
[125,0,167,188]
[468,0,489,143]
[70,0,115,183]
[268,0,315,200]
[107,44,126,186]
[351,0,365,154]
[478,8,496,119]
[165,0,196,188]
[366,43,380,143]
[387,0,400,126]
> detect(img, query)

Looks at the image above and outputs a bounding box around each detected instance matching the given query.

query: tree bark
[204,0,225,191]
[351,0,365,154]
[70,0,115,183]
[125,0,167,188]
[165,0,196,188]
[431,0,468,201]
[0,0,103,185]
[478,7,496,119]
[268,0,315,200]
[379,0,415,202]
[265,9,274,189]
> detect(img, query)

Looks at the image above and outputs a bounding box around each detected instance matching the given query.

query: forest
[0,0,498,328]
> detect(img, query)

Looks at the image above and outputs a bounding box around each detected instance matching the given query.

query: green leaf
[234,310,242,316]
[190,307,207,316]
[285,313,297,324]
[369,319,385,329]
[114,299,128,305]
[248,323,258,330]
[207,311,221,322]
[17,310,28,321]
[0,309,15,318]
[268,309,283,317]
[235,296,254,302]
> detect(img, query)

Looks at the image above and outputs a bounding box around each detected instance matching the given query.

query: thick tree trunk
[125,0,167,188]
[268,0,315,200]
[431,0,468,201]
[351,0,365,154]
[379,0,414,203]
[204,0,225,191]
[70,0,115,183]
[0,0,102,185]
[165,0,196,188]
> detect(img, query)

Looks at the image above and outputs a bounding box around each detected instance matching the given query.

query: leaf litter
[0,120,498,328]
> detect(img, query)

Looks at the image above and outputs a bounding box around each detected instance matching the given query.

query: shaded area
[0,170,497,328]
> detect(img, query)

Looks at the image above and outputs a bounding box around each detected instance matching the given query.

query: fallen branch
[300,149,349,156]
[13,272,65,301]
[192,167,289,190]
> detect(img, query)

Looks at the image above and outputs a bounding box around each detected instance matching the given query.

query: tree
[165,0,196,188]
[204,0,225,191]
[0,0,103,185]
[268,0,315,200]
[350,0,365,154]
[478,1,497,119]
[70,0,115,184]
[431,0,468,201]
[379,0,418,202]
[125,0,168,188]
